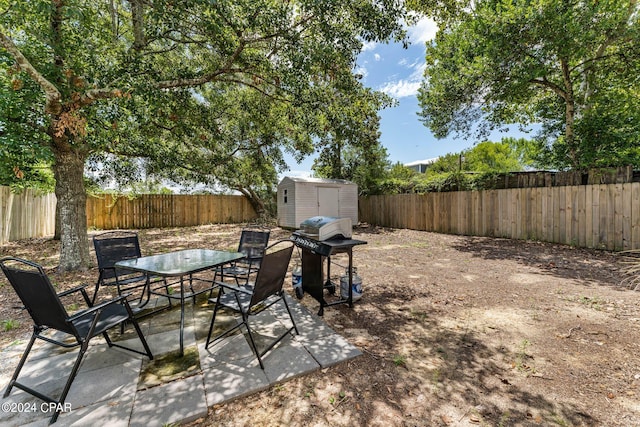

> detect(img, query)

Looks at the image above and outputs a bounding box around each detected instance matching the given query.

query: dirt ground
[2,224,640,426]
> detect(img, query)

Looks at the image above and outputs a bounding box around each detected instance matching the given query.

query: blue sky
[286,17,465,177]
[286,17,532,178]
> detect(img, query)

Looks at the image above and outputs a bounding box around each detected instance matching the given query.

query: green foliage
[374,140,528,194]
[462,141,524,173]
[312,99,392,196]
[417,0,640,170]
[0,54,53,191]
[392,354,407,367]
[0,0,409,268]
[2,319,19,332]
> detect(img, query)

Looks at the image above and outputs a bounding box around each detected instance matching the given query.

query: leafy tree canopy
[0,0,408,270]
[417,0,640,170]
[311,87,393,195]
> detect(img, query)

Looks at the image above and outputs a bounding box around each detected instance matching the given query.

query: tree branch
[128,0,146,50]
[79,88,127,106]
[529,76,567,101]
[0,30,62,112]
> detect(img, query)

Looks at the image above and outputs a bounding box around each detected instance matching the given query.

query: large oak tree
[0,0,407,270]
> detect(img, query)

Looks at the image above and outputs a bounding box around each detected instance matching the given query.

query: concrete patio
[0,293,361,426]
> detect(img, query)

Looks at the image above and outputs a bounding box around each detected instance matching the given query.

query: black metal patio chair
[205,240,298,369]
[214,228,270,286]
[92,230,169,306]
[0,257,153,424]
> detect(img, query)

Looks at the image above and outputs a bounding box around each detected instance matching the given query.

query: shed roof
[404,157,439,167]
[279,176,356,185]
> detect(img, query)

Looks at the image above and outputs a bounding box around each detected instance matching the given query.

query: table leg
[179,275,185,356]
[347,249,353,308]
[136,276,152,308]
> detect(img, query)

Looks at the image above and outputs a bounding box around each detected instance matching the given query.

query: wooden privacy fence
[86,193,257,230]
[1,188,257,244]
[0,187,56,244]
[359,183,640,251]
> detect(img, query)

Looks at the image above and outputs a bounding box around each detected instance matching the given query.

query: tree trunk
[53,146,91,271]
[561,58,579,168]
[54,200,61,240]
[238,187,266,217]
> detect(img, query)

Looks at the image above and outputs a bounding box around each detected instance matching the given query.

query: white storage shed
[277,177,358,229]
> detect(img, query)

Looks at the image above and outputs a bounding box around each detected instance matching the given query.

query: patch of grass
[435,346,448,360]
[514,339,536,375]
[303,382,315,398]
[138,346,200,390]
[2,319,19,332]
[578,295,602,310]
[498,411,511,427]
[392,354,407,367]
[409,241,431,249]
[410,309,428,322]
[430,368,441,386]
[549,413,570,426]
[329,391,347,406]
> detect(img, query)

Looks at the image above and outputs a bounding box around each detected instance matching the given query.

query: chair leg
[117,286,127,335]
[49,342,88,424]
[205,292,223,348]
[205,292,245,349]
[91,273,105,305]
[281,293,299,335]
[243,322,264,370]
[130,318,154,360]
[112,300,154,359]
[3,329,37,398]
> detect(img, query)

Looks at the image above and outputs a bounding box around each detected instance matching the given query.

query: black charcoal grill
[291,216,366,315]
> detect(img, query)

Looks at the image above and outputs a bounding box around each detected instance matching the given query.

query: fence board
[622,183,632,250]
[633,184,640,248]
[614,184,624,251]
[603,185,616,250]
[576,186,586,248]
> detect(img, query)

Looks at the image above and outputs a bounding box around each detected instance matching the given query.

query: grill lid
[297,216,352,241]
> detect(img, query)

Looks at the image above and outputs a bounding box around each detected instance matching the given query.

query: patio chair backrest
[249,241,293,309]
[93,231,142,280]
[0,257,73,335]
[238,229,270,262]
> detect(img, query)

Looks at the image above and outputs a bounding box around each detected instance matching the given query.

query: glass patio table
[115,249,243,356]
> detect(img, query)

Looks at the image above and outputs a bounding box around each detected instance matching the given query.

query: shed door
[317,187,339,217]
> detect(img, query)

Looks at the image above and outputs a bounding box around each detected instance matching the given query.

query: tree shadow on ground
[337,287,599,426]
[450,235,624,289]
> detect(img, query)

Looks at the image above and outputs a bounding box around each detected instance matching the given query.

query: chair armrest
[57,284,90,298]
[67,294,129,322]
[213,281,252,295]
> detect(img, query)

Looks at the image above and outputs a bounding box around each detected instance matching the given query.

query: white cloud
[361,40,377,52]
[379,60,426,99]
[379,80,422,98]
[374,53,381,61]
[409,61,426,80]
[408,17,438,44]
